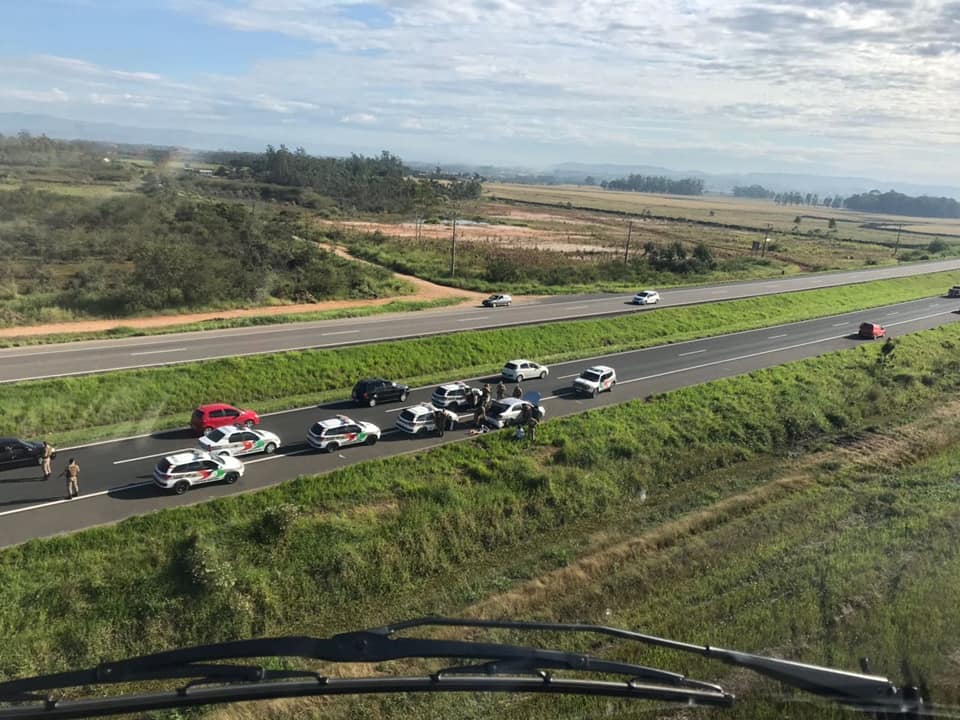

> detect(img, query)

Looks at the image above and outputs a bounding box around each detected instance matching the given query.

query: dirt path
[0,251,486,339]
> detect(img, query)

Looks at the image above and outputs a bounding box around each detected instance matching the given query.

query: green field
[7,268,960,447]
[3,323,960,720]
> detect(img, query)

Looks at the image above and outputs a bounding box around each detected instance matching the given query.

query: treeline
[0,132,172,169]
[0,186,406,323]
[601,175,704,195]
[733,184,776,199]
[844,190,960,218]
[201,146,482,213]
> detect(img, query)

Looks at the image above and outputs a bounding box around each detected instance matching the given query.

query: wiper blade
[0,616,927,720]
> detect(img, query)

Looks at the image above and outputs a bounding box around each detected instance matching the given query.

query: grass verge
[3,324,960,719]
[0,297,468,348]
[9,268,960,446]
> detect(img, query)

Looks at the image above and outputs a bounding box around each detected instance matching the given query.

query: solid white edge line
[0,481,153,517]
[129,347,187,356]
[678,349,707,357]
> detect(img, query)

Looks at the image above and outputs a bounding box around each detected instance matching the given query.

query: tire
[326,442,340,453]
[173,481,190,495]
[539,370,547,379]
[399,391,408,402]
[610,380,616,391]
[264,442,277,455]
[224,472,239,485]
[516,374,524,383]
[365,434,378,446]
[202,427,213,437]
[244,420,255,429]
[368,397,377,407]
[592,387,599,398]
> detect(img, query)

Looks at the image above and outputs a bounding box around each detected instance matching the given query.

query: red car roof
[195,403,239,412]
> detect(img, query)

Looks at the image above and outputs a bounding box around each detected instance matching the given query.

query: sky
[1,0,959,183]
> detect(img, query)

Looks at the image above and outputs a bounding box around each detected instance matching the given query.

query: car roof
[505,359,532,364]
[315,415,355,428]
[583,365,613,374]
[0,437,30,444]
[355,377,387,384]
[163,450,210,465]
[636,289,657,294]
[436,381,469,391]
[195,403,237,412]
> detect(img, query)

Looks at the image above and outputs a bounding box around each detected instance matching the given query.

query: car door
[198,460,222,485]
[0,443,12,470]
[341,425,362,445]
[226,431,248,455]
[175,461,202,485]
[222,408,241,424]
[9,442,31,470]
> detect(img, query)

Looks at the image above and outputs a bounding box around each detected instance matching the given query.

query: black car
[351,378,410,407]
[0,438,50,472]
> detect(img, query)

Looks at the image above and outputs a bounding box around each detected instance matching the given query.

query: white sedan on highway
[197,425,281,457]
[501,359,549,382]
[632,290,661,305]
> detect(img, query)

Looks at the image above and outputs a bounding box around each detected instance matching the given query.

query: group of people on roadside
[41,442,81,499]
[431,379,539,441]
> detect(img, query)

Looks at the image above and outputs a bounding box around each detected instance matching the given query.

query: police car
[153,449,244,495]
[572,365,617,397]
[430,381,480,410]
[306,415,381,452]
[396,404,459,435]
[197,425,281,458]
[484,392,546,429]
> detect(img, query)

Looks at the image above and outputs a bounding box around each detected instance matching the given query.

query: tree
[828,218,837,230]
[583,176,596,186]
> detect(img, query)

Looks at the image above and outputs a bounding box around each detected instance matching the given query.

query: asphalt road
[1,294,957,548]
[2,258,960,383]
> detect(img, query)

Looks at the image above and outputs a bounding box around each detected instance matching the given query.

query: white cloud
[340,112,377,125]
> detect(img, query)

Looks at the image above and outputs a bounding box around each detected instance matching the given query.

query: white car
[633,290,661,305]
[153,449,244,495]
[572,365,617,397]
[197,425,281,457]
[431,381,480,410]
[307,415,381,452]
[396,403,459,435]
[501,360,549,382]
[484,392,546,429]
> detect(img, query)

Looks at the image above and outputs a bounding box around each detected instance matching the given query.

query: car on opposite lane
[501,360,549,382]
[482,293,512,307]
[948,285,960,298]
[484,392,546,429]
[0,438,53,473]
[858,322,886,339]
[190,403,260,436]
[197,426,281,458]
[572,365,617,397]
[351,378,410,407]
[153,449,244,495]
[307,415,381,452]
[632,290,661,305]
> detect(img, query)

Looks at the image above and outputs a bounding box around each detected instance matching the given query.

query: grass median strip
[4,268,960,445]
[4,323,960,719]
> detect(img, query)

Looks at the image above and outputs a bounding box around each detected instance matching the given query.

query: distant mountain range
[2,112,957,200]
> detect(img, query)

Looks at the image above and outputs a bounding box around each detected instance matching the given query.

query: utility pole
[624,221,633,264]
[449,205,458,279]
[893,224,902,256]
[761,224,772,257]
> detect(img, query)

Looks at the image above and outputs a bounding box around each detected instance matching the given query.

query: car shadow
[108,483,167,501]
[151,427,195,441]
[320,400,360,412]
[0,473,47,484]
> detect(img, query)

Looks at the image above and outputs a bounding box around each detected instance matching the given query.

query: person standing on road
[512,382,523,399]
[41,442,54,481]
[433,408,447,437]
[474,404,485,429]
[496,380,506,401]
[62,458,80,499]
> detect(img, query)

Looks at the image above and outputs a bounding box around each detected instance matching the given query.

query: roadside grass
[8,268,960,447]
[0,297,469,349]
[3,324,960,720]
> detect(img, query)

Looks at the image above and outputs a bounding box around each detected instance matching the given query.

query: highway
[1,257,960,383]
[1,293,957,548]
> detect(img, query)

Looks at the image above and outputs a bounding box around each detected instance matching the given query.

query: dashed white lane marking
[678,349,707,357]
[129,347,186,356]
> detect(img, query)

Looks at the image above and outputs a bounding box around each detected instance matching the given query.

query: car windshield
[5,4,958,718]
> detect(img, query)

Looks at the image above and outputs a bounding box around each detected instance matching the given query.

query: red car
[858,322,886,339]
[190,404,260,436]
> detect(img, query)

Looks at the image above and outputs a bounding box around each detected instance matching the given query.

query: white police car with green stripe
[572,365,617,397]
[153,449,244,495]
[197,425,281,457]
[307,415,381,452]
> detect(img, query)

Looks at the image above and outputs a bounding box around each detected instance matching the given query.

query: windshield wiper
[0,616,927,720]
